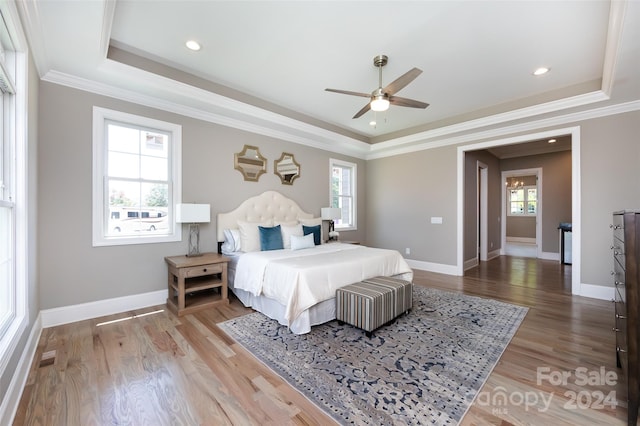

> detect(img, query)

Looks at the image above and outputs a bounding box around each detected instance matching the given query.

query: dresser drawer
[181,263,223,278]
[612,214,625,242]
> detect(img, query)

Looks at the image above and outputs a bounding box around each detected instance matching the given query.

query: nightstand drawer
[182,263,223,278]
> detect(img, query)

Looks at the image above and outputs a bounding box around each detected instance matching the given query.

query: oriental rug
[219,286,528,425]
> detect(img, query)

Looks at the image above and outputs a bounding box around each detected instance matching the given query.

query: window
[329,159,357,230]
[93,107,182,246]
[508,186,537,216]
[0,5,27,367]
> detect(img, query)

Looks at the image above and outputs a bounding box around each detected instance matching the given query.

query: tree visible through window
[93,108,182,246]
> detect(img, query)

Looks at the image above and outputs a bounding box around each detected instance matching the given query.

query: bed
[217,191,413,334]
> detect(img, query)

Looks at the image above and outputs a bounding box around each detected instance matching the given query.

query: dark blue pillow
[259,225,284,251]
[302,224,321,245]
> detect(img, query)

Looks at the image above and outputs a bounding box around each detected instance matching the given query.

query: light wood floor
[14,256,625,425]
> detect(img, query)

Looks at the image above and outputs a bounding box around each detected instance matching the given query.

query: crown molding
[41,69,371,159]
[365,100,640,160]
[42,67,640,162]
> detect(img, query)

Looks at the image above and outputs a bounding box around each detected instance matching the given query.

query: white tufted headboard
[217,191,314,242]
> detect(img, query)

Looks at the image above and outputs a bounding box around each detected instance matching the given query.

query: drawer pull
[616,314,627,319]
[203,268,207,272]
[613,327,620,332]
[617,347,627,353]
[611,245,621,250]
[610,224,622,230]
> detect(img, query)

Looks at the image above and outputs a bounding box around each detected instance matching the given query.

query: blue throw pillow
[302,224,321,245]
[259,225,284,251]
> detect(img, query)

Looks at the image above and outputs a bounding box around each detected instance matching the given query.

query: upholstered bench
[336,276,413,337]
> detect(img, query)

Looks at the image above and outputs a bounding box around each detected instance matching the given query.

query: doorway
[477,162,488,261]
[456,126,581,295]
[501,168,542,259]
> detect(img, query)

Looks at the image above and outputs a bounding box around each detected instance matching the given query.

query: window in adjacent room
[508,186,537,216]
[329,159,357,230]
[92,107,182,246]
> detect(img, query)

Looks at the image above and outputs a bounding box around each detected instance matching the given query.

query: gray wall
[463,149,502,261]
[37,81,366,310]
[366,110,640,289]
[366,146,457,264]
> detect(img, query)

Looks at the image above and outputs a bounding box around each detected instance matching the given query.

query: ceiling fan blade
[325,88,371,98]
[353,102,371,119]
[383,68,423,96]
[389,95,429,109]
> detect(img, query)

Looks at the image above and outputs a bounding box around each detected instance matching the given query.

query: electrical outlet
[405,248,411,255]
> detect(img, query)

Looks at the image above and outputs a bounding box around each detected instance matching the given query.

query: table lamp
[176,203,210,257]
[321,207,342,241]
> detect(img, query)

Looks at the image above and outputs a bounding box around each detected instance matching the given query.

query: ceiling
[14,1,640,156]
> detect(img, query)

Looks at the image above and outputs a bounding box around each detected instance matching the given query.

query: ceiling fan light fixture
[370,95,390,112]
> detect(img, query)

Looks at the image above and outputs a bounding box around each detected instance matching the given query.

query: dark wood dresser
[613,211,640,425]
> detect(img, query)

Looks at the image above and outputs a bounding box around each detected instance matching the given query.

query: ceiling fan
[325,55,429,119]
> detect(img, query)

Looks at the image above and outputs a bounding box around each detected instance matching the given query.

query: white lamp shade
[321,207,342,221]
[175,203,210,223]
[370,96,390,112]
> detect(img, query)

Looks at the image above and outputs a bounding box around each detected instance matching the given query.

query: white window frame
[0,3,28,378]
[507,185,537,217]
[92,107,182,246]
[329,158,357,231]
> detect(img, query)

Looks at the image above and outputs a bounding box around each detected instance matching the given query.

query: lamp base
[186,223,202,257]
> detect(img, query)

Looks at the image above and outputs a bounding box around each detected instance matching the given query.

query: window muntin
[508,186,537,216]
[93,108,181,246]
[330,159,357,230]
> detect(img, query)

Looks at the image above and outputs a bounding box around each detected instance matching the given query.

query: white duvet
[234,243,413,326]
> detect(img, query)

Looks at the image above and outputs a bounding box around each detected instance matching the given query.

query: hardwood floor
[14,256,625,425]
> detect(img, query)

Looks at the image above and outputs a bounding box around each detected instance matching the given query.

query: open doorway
[501,168,542,259]
[456,127,580,295]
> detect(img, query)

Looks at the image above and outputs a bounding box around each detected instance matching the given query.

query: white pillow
[238,220,272,252]
[291,233,315,250]
[222,229,241,253]
[280,223,303,249]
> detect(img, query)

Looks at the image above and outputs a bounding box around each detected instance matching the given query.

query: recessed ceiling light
[185,40,201,51]
[533,67,550,76]
[548,138,557,143]
[369,120,377,126]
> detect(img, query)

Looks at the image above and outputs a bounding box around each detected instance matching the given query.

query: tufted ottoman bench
[336,276,413,337]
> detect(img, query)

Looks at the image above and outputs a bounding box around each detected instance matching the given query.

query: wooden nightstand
[165,252,229,316]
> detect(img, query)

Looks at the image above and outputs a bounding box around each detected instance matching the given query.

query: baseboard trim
[406,259,460,276]
[578,283,614,301]
[487,249,501,261]
[506,237,536,244]
[539,251,561,261]
[40,290,168,328]
[0,314,43,426]
[463,257,478,271]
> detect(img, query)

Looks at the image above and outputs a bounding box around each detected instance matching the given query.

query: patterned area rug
[219,286,528,425]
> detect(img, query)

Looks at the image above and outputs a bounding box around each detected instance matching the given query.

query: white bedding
[234,243,413,327]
